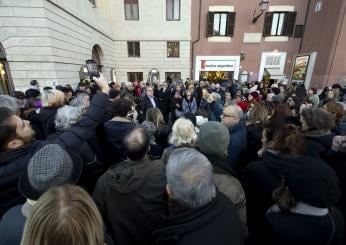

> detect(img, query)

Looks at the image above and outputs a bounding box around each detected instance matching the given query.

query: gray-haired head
[69,93,90,109]
[55,106,82,130]
[166,148,216,208]
[169,118,197,147]
[0,95,20,114]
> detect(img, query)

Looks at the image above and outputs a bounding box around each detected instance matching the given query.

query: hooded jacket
[93,158,167,245]
[153,191,244,245]
[304,130,335,159]
[242,151,334,243]
[0,93,109,218]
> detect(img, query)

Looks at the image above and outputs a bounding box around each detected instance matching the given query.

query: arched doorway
[92,45,104,73]
[0,43,13,95]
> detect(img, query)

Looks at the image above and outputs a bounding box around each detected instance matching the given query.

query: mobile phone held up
[85,59,100,80]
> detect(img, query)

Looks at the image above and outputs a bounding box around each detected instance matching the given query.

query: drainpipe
[191,0,202,80]
[298,0,312,53]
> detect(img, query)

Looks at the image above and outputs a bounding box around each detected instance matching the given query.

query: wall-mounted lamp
[240,51,245,61]
[252,0,269,24]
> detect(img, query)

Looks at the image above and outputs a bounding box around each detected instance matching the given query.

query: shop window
[166,0,180,21]
[124,0,139,20]
[263,12,296,37]
[207,12,235,37]
[127,41,140,57]
[167,42,179,58]
[294,25,304,38]
[127,72,143,82]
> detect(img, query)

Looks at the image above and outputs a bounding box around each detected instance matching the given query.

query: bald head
[123,127,150,161]
[221,105,243,128]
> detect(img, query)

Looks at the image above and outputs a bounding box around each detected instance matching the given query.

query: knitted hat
[198,121,230,156]
[284,158,341,208]
[19,144,83,200]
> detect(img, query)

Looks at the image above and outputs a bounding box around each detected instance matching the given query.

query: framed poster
[292,55,310,83]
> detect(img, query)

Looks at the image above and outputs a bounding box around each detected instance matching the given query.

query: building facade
[0,0,116,92]
[0,0,345,94]
[300,0,346,88]
[191,0,308,85]
[111,0,191,83]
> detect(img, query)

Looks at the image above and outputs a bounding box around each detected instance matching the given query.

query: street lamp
[252,0,269,24]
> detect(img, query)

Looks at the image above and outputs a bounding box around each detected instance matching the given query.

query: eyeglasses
[221,113,235,118]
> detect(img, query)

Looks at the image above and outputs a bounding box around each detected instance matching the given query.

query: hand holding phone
[86,59,100,80]
[92,73,109,94]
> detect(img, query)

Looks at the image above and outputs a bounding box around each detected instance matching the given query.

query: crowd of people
[0,74,345,245]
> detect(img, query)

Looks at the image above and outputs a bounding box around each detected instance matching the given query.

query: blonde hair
[169,118,197,147]
[21,185,104,245]
[248,102,270,127]
[41,89,65,107]
[146,108,166,129]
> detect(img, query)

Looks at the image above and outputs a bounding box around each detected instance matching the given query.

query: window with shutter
[207,12,214,37]
[226,12,236,36]
[263,11,297,37]
[263,13,273,37]
[207,11,235,37]
[294,25,304,38]
[285,12,296,37]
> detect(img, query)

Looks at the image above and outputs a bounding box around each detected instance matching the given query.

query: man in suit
[142,86,159,115]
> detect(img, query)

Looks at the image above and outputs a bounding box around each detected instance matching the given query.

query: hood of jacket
[37,107,59,123]
[304,131,334,151]
[203,153,235,176]
[153,191,223,242]
[106,158,157,194]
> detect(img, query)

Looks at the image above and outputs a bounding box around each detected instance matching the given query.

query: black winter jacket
[0,93,110,218]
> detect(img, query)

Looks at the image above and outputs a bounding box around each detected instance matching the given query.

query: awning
[264,68,285,79]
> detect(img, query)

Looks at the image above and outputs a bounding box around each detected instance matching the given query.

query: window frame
[124,0,139,21]
[89,0,96,7]
[263,11,297,37]
[167,41,180,58]
[166,0,181,21]
[127,72,143,82]
[207,11,236,37]
[270,12,288,36]
[127,41,140,57]
[165,72,181,81]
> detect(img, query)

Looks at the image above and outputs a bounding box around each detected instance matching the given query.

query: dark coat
[242,123,263,170]
[305,131,335,160]
[103,120,136,164]
[32,106,60,138]
[264,208,344,245]
[227,121,247,170]
[0,93,110,218]
[241,152,332,243]
[153,191,244,245]
[93,158,167,245]
[0,205,26,245]
[142,95,159,115]
[157,89,171,122]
